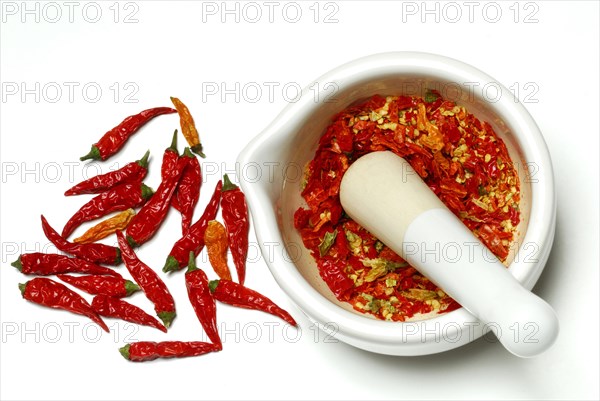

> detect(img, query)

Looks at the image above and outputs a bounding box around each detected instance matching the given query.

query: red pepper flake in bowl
[294,93,520,322]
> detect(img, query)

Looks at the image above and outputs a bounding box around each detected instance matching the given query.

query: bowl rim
[237,51,556,355]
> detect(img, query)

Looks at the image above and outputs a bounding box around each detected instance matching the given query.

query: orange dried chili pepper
[204,220,232,281]
[73,209,136,244]
[170,96,205,158]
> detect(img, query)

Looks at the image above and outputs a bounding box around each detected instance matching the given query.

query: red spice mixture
[294,92,521,321]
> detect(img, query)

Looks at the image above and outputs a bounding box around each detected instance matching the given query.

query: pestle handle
[339,151,558,357]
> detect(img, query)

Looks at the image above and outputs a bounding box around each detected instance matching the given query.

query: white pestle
[339,151,558,357]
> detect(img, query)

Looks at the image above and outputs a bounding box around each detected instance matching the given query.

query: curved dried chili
[163,180,222,273]
[221,174,249,285]
[73,209,136,244]
[62,182,153,239]
[186,252,221,346]
[42,215,121,266]
[92,295,166,333]
[209,279,297,326]
[176,147,202,234]
[204,220,232,281]
[161,129,181,211]
[11,253,121,277]
[66,151,149,196]
[57,274,139,298]
[119,341,220,362]
[125,155,187,247]
[20,277,109,332]
[116,230,176,328]
[80,107,176,161]
[170,97,205,157]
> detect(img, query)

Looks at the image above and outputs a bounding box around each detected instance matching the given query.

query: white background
[1,1,598,400]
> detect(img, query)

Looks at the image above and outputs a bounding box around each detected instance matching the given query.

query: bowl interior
[278,73,532,320]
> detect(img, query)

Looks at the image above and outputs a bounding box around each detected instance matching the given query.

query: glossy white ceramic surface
[340,151,558,357]
[237,52,556,356]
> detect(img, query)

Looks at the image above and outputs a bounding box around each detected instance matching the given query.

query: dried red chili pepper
[62,182,154,239]
[221,174,249,285]
[175,147,202,234]
[80,107,176,161]
[19,277,109,332]
[91,295,166,333]
[170,97,205,157]
[161,129,181,210]
[205,220,232,281]
[11,253,121,277]
[65,151,150,196]
[116,230,176,328]
[161,129,179,179]
[73,209,136,244]
[186,252,221,346]
[57,274,139,298]
[119,341,220,362]
[125,156,187,247]
[208,279,297,326]
[162,180,222,273]
[42,215,121,266]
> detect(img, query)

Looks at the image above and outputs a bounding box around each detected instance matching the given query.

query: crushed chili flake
[294,93,521,322]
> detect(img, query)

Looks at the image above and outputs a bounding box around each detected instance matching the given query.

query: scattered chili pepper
[204,220,232,281]
[57,274,139,298]
[11,253,122,277]
[65,151,150,196]
[163,180,222,273]
[125,156,187,247]
[175,147,202,234]
[161,129,181,210]
[92,295,166,333]
[209,279,297,326]
[62,182,154,239]
[116,230,176,328]
[73,209,136,244]
[80,107,176,161]
[221,174,249,285]
[186,252,221,346]
[42,215,121,266]
[19,277,109,332]
[119,341,220,362]
[161,130,179,179]
[170,97,205,157]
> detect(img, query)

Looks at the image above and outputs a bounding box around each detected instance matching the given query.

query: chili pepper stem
[140,184,155,200]
[126,236,139,249]
[191,144,205,158]
[18,283,26,296]
[222,174,238,192]
[158,311,176,328]
[208,279,219,293]
[162,256,181,273]
[11,256,23,271]
[80,145,101,161]
[187,251,198,273]
[169,130,179,152]
[114,249,122,265]
[119,344,131,360]
[137,150,150,168]
[183,147,194,158]
[124,280,141,296]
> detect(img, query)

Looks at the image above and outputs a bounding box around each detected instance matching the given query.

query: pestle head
[340,151,558,357]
